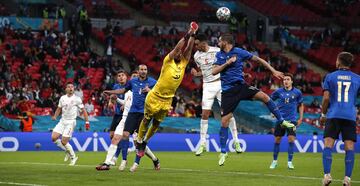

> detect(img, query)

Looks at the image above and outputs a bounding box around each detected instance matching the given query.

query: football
[216,7,231,21]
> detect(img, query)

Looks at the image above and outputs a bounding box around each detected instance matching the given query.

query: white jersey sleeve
[123,91,132,116]
[194,46,221,83]
[58,96,64,108]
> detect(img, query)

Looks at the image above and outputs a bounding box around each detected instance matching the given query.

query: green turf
[0,152,359,186]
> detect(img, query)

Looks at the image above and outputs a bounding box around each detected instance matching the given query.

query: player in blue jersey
[269,73,304,170]
[320,52,360,186]
[108,71,126,139]
[96,65,159,171]
[108,71,126,164]
[212,33,295,166]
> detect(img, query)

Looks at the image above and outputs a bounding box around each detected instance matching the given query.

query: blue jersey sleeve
[270,89,279,101]
[237,48,253,61]
[149,78,157,88]
[214,52,225,66]
[322,74,330,91]
[125,79,132,91]
[112,84,117,90]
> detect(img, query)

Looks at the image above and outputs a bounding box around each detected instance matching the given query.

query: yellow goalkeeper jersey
[151,54,189,99]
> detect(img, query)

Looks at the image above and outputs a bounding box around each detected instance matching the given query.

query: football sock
[220,127,229,153]
[134,154,141,164]
[54,139,66,151]
[229,117,239,142]
[200,119,208,145]
[288,142,294,162]
[345,150,354,177]
[137,119,150,144]
[144,122,160,142]
[105,144,117,164]
[114,142,122,158]
[322,147,332,174]
[121,139,129,161]
[273,143,280,160]
[64,143,75,158]
[145,146,157,161]
[266,100,284,122]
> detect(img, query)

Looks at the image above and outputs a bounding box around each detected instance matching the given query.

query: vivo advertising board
[0,132,358,153]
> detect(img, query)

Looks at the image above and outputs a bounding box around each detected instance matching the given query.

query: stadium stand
[122,0,217,22]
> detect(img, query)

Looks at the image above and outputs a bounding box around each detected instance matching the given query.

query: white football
[216,7,231,21]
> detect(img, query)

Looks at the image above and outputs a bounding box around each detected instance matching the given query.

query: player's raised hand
[51,116,56,120]
[142,85,151,93]
[272,70,284,79]
[226,56,237,65]
[190,21,199,33]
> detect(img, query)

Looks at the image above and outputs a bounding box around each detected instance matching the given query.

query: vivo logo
[295,135,344,153]
[185,135,247,152]
[72,132,136,152]
[185,135,345,153]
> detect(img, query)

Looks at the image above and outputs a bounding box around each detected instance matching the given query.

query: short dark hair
[195,33,208,42]
[283,73,293,81]
[337,52,353,67]
[116,70,126,75]
[66,82,73,86]
[220,33,234,45]
[131,70,138,75]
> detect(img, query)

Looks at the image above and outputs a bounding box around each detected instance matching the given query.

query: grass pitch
[0,151,359,186]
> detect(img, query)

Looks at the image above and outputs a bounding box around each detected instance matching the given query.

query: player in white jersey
[51,82,89,166]
[192,33,242,156]
[96,71,160,171]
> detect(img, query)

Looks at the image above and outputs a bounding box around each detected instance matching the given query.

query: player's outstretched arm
[251,55,284,79]
[168,38,186,60]
[81,107,90,130]
[52,107,61,120]
[103,88,126,95]
[183,33,196,62]
[298,103,304,126]
[212,56,236,75]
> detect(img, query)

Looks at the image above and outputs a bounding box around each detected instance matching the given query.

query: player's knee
[112,135,121,144]
[261,92,270,102]
[344,140,355,151]
[275,137,282,143]
[201,110,210,120]
[324,137,335,148]
[288,136,295,143]
[51,137,57,142]
[254,91,269,102]
[201,114,209,120]
[122,132,130,139]
[221,119,229,127]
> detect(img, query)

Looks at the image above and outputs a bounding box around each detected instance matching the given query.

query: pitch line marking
[0,181,47,186]
[1,161,359,184]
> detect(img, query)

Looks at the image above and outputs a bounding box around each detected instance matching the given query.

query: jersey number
[284,98,290,104]
[337,81,351,102]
